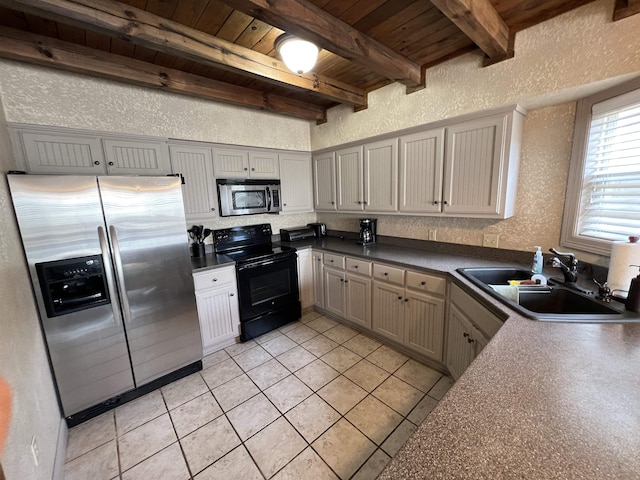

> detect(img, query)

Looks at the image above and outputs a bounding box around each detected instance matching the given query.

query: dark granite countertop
[278,237,640,479]
[190,249,234,272]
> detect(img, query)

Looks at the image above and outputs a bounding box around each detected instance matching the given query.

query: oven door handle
[97,226,123,326]
[237,253,297,271]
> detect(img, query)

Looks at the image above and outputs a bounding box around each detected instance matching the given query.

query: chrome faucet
[547,248,579,283]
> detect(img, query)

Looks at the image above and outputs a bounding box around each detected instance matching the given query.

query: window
[561,79,640,256]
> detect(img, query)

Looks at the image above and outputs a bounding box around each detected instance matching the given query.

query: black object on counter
[626,265,640,312]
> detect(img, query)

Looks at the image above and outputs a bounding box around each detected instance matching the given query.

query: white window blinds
[577,90,640,242]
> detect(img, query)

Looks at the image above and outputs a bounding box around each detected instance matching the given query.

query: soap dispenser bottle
[625,265,640,313]
[532,246,543,274]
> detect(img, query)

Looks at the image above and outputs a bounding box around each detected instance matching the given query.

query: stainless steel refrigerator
[8,174,202,424]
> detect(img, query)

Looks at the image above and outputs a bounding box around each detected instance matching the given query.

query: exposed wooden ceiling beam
[0,27,327,121]
[613,0,640,21]
[220,0,424,89]
[429,0,511,60]
[0,0,367,107]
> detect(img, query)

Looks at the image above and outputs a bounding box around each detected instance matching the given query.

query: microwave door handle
[97,226,124,327]
[108,225,133,325]
[266,186,272,211]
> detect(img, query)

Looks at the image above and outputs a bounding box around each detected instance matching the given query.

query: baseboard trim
[52,417,67,480]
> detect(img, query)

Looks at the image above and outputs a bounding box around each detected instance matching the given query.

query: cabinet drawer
[323,253,345,269]
[450,283,503,339]
[406,271,446,296]
[372,263,404,285]
[193,266,236,292]
[345,257,372,276]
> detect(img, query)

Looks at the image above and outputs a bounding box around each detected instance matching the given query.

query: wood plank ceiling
[0,0,634,122]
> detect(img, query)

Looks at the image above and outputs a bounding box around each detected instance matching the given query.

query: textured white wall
[310,0,640,151]
[0,97,62,478]
[0,61,311,151]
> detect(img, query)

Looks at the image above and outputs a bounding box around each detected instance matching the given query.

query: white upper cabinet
[336,145,363,211]
[213,148,249,178]
[443,114,507,216]
[169,144,218,220]
[313,152,337,211]
[249,151,280,178]
[13,127,171,176]
[364,138,398,212]
[213,147,279,179]
[19,131,106,174]
[312,106,524,219]
[280,152,313,213]
[102,138,171,175]
[399,129,444,214]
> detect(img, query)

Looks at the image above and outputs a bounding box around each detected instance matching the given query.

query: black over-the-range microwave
[216,179,282,216]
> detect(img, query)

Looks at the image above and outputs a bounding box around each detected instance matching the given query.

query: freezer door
[7,175,134,416]
[98,176,202,386]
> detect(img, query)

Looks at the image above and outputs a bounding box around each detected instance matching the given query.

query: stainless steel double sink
[457,267,625,322]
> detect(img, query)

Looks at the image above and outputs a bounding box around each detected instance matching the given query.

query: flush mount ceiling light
[275,33,319,75]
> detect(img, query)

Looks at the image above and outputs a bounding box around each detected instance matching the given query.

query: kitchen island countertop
[282,237,640,479]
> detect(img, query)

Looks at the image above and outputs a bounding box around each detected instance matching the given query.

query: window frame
[561,77,640,256]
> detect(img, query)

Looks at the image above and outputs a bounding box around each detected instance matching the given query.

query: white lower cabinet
[372,281,405,342]
[297,248,313,310]
[345,273,372,329]
[372,268,446,361]
[193,266,240,355]
[403,290,445,360]
[323,266,346,318]
[322,254,373,329]
[446,283,502,379]
[312,250,324,308]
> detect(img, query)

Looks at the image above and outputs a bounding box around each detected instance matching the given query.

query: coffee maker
[358,218,377,245]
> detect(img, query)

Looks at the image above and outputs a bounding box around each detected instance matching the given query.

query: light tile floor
[63,312,454,480]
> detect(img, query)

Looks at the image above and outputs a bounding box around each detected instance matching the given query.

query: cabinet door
[196,284,241,356]
[443,115,505,215]
[280,153,313,213]
[312,251,324,307]
[297,249,314,310]
[364,138,398,212]
[404,291,445,361]
[445,303,476,380]
[324,267,346,317]
[21,131,107,174]
[399,129,444,213]
[102,139,171,175]
[345,273,372,329]
[313,152,337,211]
[372,281,405,342]
[169,145,217,219]
[214,148,250,178]
[248,151,279,178]
[336,145,363,211]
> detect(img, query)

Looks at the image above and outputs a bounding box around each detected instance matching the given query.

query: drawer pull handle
[397,296,402,300]
[354,265,358,269]
[404,298,409,302]
[467,337,474,344]
[421,281,426,285]
[463,332,469,338]
[212,278,218,282]
[230,293,234,297]
[384,272,388,276]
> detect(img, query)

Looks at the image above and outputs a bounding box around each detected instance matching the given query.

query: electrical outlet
[428,229,437,241]
[31,435,39,467]
[483,234,499,248]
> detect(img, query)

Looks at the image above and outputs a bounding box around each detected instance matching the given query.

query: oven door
[236,253,299,321]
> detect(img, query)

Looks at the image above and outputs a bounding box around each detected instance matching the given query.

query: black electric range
[213,224,301,340]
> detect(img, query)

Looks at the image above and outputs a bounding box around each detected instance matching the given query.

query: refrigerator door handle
[97,226,124,327]
[108,225,133,325]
